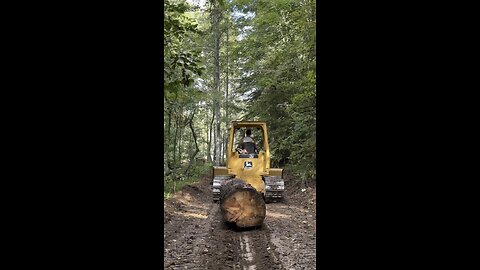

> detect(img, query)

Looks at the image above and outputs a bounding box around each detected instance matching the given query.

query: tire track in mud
[265,201,317,270]
[202,203,283,270]
[164,178,316,270]
[236,225,283,270]
[164,187,216,269]
[201,204,242,269]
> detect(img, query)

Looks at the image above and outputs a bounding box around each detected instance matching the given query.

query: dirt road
[164,176,316,270]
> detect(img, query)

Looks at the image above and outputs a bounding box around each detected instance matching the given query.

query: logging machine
[211,120,285,228]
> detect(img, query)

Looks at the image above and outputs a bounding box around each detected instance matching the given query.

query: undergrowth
[164,163,212,199]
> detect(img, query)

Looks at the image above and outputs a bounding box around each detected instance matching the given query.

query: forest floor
[164,174,316,270]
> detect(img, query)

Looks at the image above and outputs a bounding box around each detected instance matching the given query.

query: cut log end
[220,179,266,228]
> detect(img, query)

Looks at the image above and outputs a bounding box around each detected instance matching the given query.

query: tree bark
[213,109,217,163]
[185,109,199,177]
[165,105,172,175]
[178,118,183,166]
[224,16,229,165]
[172,114,178,171]
[212,1,222,166]
[220,179,266,228]
[221,132,225,165]
[207,109,214,163]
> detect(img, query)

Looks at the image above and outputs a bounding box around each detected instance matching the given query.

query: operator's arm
[236,138,244,152]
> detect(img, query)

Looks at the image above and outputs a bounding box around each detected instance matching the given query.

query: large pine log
[220,179,266,228]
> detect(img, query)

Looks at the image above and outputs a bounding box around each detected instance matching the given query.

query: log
[220,179,266,228]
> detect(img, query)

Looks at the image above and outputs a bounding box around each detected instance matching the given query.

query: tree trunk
[178,120,183,166]
[214,110,221,165]
[178,113,188,166]
[220,179,266,228]
[206,112,210,162]
[213,113,217,163]
[212,2,222,166]
[187,130,193,161]
[185,109,199,177]
[207,109,214,163]
[165,106,172,175]
[171,112,180,194]
[220,132,224,165]
[172,113,179,176]
[224,17,229,165]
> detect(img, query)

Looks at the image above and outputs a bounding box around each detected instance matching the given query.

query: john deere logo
[244,161,253,169]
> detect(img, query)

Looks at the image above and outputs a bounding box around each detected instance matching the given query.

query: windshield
[232,127,264,152]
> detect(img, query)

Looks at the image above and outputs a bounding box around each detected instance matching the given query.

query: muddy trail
[164,175,316,270]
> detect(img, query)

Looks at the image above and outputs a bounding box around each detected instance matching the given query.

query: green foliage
[231,0,317,180]
[163,163,212,199]
[164,0,205,92]
[164,175,195,199]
